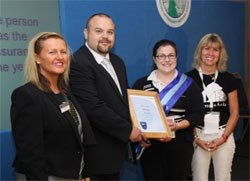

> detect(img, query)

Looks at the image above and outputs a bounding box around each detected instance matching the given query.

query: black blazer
[11,82,96,180]
[69,45,133,175]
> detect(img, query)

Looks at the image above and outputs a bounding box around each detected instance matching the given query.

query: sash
[159,70,192,115]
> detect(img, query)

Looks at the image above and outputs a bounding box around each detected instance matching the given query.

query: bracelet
[194,135,199,144]
[221,134,228,142]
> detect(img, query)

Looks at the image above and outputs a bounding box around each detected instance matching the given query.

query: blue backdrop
[59,0,244,87]
[59,0,244,179]
[0,0,245,180]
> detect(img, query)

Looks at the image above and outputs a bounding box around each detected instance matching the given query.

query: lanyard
[198,68,218,111]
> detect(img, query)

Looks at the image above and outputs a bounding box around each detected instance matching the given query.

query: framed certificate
[127,89,173,138]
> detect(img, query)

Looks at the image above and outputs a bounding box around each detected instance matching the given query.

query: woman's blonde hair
[193,33,228,72]
[24,32,70,93]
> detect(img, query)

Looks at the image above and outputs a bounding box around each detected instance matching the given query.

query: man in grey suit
[69,13,144,180]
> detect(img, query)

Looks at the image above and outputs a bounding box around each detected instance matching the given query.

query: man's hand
[129,126,145,142]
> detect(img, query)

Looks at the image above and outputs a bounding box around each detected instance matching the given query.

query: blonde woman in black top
[11,32,96,181]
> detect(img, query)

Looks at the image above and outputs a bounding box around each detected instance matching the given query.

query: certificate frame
[127,89,172,138]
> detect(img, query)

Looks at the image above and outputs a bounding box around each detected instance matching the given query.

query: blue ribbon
[159,70,192,115]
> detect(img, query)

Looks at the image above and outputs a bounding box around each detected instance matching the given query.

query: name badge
[59,101,70,113]
[204,112,220,134]
[166,116,175,138]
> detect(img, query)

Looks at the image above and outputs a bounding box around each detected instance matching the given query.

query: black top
[186,69,238,126]
[11,82,96,180]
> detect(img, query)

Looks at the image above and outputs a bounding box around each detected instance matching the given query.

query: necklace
[208,74,215,80]
[199,68,218,111]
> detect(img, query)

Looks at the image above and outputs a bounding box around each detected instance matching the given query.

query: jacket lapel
[46,93,83,147]
[84,46,126,101]
[110,58,128,98]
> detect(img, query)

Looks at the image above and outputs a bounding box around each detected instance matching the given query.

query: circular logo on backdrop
[156,0,191,28]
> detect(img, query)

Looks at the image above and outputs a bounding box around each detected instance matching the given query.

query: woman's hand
[158,136,172,142]
[169,122,179,131]
[195,138,214,152]
[207,137,225,152]
[196,135,226,152]
[166,117,178,131]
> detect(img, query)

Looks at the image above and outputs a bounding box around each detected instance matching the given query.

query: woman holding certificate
[133,39,204,180]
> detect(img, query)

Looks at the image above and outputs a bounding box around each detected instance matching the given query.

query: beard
[97,44,111,55]
[97,39,113,55]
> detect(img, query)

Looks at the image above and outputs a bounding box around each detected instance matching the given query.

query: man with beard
[69,13,144,181]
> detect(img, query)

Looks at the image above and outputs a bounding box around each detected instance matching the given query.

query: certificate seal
[156,0,191,28]
[140,122,147,130]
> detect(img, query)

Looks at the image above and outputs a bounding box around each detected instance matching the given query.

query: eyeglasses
[155,54,177,61]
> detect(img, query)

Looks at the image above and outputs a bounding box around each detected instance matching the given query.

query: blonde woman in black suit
[11,32,96,181]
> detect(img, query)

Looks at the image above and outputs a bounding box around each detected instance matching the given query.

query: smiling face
[35,38,68,81]
[201,43,220,69]
[84,15,115,56]
[153,45,177,74]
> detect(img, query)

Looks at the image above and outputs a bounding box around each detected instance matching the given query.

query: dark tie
[66,98,84,176]
[68,100,79,125]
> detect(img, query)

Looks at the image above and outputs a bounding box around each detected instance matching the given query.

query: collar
[85,42,110,64]
[147,70,158,82]
[147,69,178,91]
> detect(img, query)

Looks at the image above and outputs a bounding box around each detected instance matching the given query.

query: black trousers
[90,173,120,181]
[141,135,194,180]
